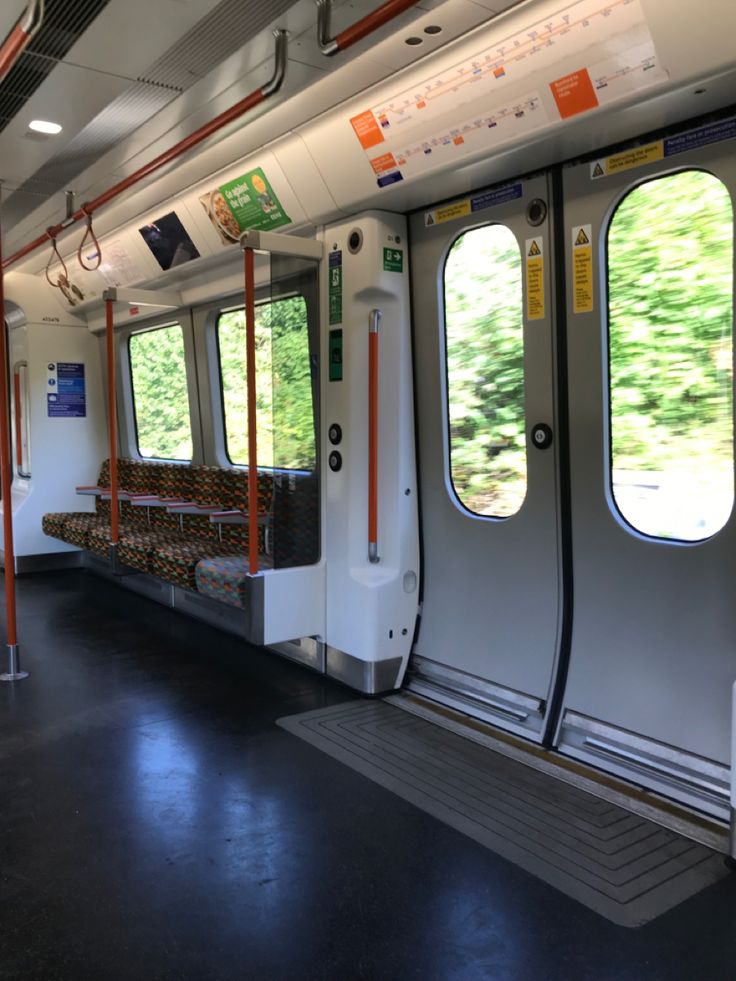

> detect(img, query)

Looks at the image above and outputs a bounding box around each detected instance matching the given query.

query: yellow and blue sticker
[591,117,736,180]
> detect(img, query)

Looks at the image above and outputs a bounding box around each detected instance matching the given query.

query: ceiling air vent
[0,0,112,133]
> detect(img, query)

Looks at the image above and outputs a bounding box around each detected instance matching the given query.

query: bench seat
[194,556,251,610]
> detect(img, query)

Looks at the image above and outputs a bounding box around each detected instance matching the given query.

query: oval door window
[443,224,526,518]
[607,170,734,541]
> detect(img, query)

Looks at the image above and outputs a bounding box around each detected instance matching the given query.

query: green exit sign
[383,247,403,273]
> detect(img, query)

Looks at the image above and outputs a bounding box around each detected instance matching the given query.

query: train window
[608,170,734,541]
[128,324,193,460]
[217,296,315,470]
[443,224,526,517]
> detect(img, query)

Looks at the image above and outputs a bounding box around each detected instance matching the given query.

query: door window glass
[444,224,526,517]
[608,170,734,540]
[129,323,193,460]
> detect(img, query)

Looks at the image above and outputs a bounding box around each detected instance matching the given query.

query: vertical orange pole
[244,248,259,575]
[368,309,381,563]
[105,298,119,547]
[0,195,25,680]
[13,370,22,469]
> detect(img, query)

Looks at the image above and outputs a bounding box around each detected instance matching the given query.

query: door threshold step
[385,691,729,854]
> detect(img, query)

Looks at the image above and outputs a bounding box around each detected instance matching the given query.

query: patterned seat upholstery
[195,556,251,609]
[42,458,277,600]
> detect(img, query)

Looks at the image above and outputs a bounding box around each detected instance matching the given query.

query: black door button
[531,423,553,449]
[329,451,342,472]
[328,423,342,445]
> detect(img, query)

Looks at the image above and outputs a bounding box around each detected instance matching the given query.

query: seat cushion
[195,556,251,609]
[150,539,243,591]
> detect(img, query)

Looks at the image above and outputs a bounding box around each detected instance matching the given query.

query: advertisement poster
[47,362,86,418]
[199,167,291,244]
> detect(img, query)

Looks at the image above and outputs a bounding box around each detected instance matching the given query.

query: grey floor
[2,570,736,980]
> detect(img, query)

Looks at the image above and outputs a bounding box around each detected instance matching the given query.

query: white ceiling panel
[0,61,132,188]
[63,0,223,78]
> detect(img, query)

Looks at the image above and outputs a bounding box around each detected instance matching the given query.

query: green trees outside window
[218,296,315,470]
[444,224,526,517]
[608,170,734,540]
[129,324,193,460]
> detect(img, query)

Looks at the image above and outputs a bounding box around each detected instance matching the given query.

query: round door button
[328,423,342,445]
[531,423,553,449]
[328,451,342,472]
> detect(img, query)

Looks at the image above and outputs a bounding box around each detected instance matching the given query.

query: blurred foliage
[444,169,734,536]
[219,296,315,470]
[445,224,526,516]
[129,324,193,460]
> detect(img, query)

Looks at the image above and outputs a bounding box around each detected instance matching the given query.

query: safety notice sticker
[525,237,545,321]
[47,362,86,418]
[425,183,522,227]
[590,116,736,179]
[329,250,343,326]
[572,225,593,314]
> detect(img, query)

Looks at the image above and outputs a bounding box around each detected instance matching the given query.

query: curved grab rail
[317,0,420,56]
[368,308,381,563]
[3,29,288,271]
[12,361,30,479]
[0,0,44,83]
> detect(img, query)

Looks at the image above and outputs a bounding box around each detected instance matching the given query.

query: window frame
[126,319,196,463]
[440,220,528,521]
[214,292,316,473]
[604,166,735,544]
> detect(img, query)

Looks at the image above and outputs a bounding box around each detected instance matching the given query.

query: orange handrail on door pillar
[244,247,259,576]
[368,309,381,563]
[0,192,26,681]
[13,370,22,471]
[104,296,119,556]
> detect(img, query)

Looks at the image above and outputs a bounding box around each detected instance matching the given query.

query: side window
[128,324,193,460]
[443,224,526,518]
[607,170,734,541]
[217,296,315,470]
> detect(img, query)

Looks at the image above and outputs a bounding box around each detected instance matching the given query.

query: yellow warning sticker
[590,141,664,179]
[425,199,471,226]
[572,224,593,314]
[525,237,545,321]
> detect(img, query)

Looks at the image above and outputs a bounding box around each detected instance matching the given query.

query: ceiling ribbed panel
[138,0,296,90]
[0,0,111,133]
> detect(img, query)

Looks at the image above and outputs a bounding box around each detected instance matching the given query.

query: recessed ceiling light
[28,120,62,135]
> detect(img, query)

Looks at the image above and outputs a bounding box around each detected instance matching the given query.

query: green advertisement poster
[204,167,291,242]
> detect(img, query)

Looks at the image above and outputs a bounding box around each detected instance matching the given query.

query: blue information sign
[47,362,86,418]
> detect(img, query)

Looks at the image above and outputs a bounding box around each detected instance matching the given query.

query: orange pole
[0,24,30,83]
[244,248,259,575]
[13,371,22,470]
[336,0,419,52]
[105,298,119,546]
[0,206,18,650]
[368,310,381,562]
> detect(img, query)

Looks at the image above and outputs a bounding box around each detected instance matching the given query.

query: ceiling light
[28,120,62,135]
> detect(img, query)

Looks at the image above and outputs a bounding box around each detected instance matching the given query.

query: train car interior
[2,0,736,976]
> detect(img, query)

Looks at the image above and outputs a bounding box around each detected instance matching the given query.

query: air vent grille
[0,0,112,134]
[138,0,295,90]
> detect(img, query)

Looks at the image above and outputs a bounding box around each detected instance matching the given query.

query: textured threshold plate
[278,701,727,927]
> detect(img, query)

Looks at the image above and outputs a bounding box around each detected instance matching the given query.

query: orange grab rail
[13,370,22,470]
[2,29,287,271]
[0,0,44,83]
[318,0,421,55]
[0,209,18,651]
[244,248,259,576]
[105,298,119,547]
[368,309,381,563]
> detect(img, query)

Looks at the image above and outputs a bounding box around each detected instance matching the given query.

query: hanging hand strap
[77,207,102,271]
[44,234,68,288]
